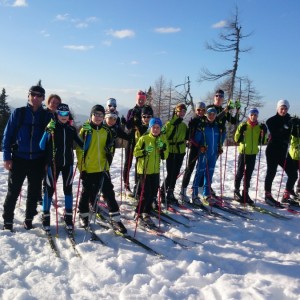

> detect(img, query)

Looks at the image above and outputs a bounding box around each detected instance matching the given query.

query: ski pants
[135,173,159,214]
[79,171,119,214]
[162,153,185,192]
[43,164,74,212]
[235,154,256,192]
[2,156,45,223]
[123,141,137,188]
[199,153,217,197]
[182,145,199,189]
[265,144,298,193]
[192,154,206,198]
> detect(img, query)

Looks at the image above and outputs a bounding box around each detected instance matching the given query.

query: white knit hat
[277,99,290,110]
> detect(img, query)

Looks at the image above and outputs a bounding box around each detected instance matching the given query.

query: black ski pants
[265,144,298,193]
[2,156,45,223]
[182,145,199,189]
[79,171,119,214]
[135,173,159,214]
[235,153,256,192]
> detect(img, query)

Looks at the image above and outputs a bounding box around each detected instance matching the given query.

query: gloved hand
[161,126,166,134]
[46,119,56,133]
[121,115,126,125]
[235,100,241,110]
[80,171,87,180]
[240,123,247,135]
[82,121,92,133]
[144,144,154,155]
[218,146,223,155]
[199,145,207,153]
[260,123,267,134]
[227,99,235,110]
[289,117,300,127]
[156,138,164,149]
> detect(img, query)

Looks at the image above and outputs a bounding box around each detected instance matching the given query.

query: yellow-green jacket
[234,121,267,155]
[164,115,188,154]
[76,123,113,173]
[134,133,169,175]
[289,135,300,160]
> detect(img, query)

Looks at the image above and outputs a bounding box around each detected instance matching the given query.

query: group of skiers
[1,86,300,232]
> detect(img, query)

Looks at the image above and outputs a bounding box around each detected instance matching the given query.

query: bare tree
[199,6,252,101]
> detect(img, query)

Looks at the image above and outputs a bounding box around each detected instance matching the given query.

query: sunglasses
[142,115,152,119]
[93,112,104,117]
[215,94,224,98]
[30,92,43,97]
[57,110,70,117]
[108,105,116,108]
[197,109,205,112]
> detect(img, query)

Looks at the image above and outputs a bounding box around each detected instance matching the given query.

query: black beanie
[90,104,105,116]
[29,85,45,96]
[141,105,153,116]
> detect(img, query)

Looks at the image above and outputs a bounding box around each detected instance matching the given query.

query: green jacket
[76,124,113,173]
[134,133,169,175]
[289,135,300,160]
[234,121,267,155]
[164,115,188,154]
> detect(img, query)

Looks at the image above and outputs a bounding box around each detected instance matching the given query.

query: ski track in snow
[1,146,300,300]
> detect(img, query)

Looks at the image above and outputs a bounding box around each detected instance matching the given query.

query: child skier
[76,105,127,234]
[233,108,267,205]
[133,117,169,228]
[192,107,226,204]
[39,103,84,231]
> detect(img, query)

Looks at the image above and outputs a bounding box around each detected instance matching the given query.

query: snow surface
[1,146,300,300]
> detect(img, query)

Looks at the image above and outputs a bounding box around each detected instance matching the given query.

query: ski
[166,205,197,222]
[82,223,107,245]
[63,226,82,258]
[94,214,163,258]
[44,230,60,258]
[214,196,252,215]
[189,201,232,222]
[152,209,190,227]
[251,205,292,220]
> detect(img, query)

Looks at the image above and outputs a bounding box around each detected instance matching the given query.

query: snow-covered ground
[1,146,300,300]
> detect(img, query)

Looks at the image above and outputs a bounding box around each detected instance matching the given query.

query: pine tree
[0,88,11,150]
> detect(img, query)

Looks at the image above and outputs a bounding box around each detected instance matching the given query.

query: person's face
[249,113,258,123]
[107,104,116,112]
[176,109,186,118]
[48,97,61,112]
[207,112,216,122]
[105,116,117,127]
[214,93,224,106]
[28,91,44,111]
[57,111,69,124]
[196,108,205,117]
[91,111,104,125]
[277,105,288,117]
[142,114,152,125]
[137,96,146,107]
[151,124,161,136]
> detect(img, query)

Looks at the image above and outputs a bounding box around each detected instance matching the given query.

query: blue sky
[0,0,299,120]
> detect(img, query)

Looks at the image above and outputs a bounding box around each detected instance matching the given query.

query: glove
[46,119,56,133]
[218,146,223,155]
[121,116,126,125]
[156,138,164,149]
[240,123,247,135]
[161,126,166,134]
[235,100,241,110]
[260,123,267,134]
[160,150,165,160]
[199,145,207,153]
[289,117,300,127]
[80,171,87,180]
[143,144,154,155]
[227,100,235,110]
[82,121,92,133]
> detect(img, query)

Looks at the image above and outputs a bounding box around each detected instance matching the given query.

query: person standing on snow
[2,85,52,231]
[123,91,150,194]
[133,117,169,228]
[76,105,127,234]
[191,107,226,204]
[180,102,207,202]
[233,108,267,206]
[264,100,298,206]
[160,103,189,205]
[39,103,84,231]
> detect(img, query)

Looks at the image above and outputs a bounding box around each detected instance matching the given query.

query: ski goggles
[57,110,70,117]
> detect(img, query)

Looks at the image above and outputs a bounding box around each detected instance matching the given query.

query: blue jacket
[2,103,52,161]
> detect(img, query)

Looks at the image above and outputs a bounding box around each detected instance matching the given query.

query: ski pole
[255,128,264,204]
[120,139,124,204]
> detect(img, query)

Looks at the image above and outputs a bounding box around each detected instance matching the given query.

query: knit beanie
[277,99,290,110]
[90,105,105,116]
[148,117,163,129]
[29,85,45,96]
[248,107,259,116]
[196,102,206,110]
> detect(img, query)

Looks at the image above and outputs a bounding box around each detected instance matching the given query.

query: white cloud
[212,20,227,28]
[102,40,112,47]
[86,17,98,23]
[106,29,135,39]
[76,23,88,29]
[40,30,50,38]
[56,14,69,21]
[155,27,181,34]
[63,45,94,51]
[130,61,139,65]
[12,0,27,7]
